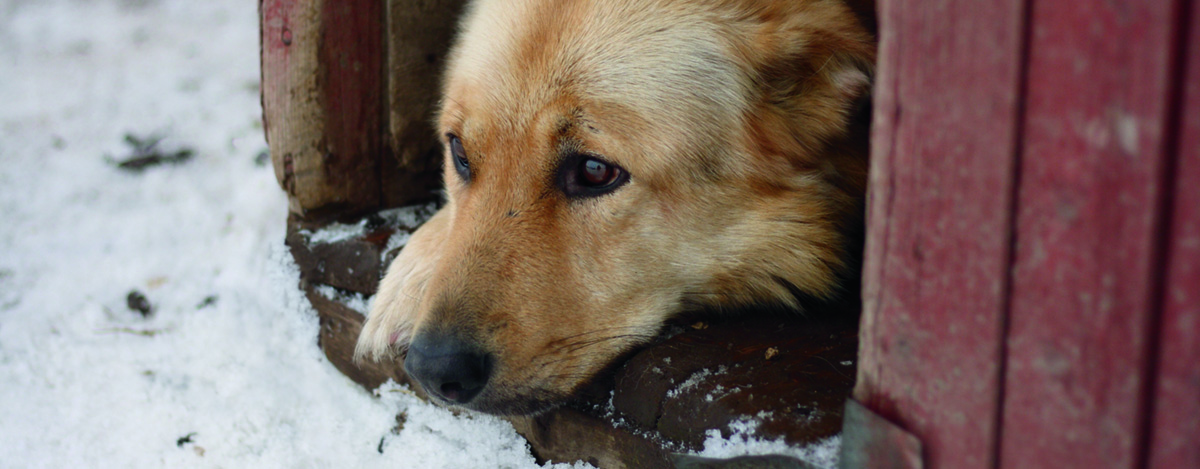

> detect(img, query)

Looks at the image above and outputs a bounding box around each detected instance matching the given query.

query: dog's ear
[721,0,874,307]
[736,0,876,163]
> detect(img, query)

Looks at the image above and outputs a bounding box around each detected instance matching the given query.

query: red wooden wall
[855,0,1200,467]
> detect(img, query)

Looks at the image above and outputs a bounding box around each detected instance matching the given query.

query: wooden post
[999,1,1187,467]
[261,0,385,218]
[261,0,462,218]
[854,0,1027,467]
[380,0,467,207]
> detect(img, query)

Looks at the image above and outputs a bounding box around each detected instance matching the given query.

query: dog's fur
[356,0,875,415]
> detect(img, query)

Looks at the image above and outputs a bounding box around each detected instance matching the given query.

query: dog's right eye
[448,135,470,181]
[558,154,629,199]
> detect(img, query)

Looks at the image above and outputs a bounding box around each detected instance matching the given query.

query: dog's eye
[559,154,629,198]
[448,135,470,181]
[581,159,617,186]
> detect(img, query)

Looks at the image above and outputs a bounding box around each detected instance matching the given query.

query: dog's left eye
[559,154,629,198]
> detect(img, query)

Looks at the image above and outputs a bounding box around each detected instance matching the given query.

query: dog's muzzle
[403,331,493,405]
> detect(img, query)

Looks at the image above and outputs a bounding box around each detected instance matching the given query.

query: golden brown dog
[356,0,875,415]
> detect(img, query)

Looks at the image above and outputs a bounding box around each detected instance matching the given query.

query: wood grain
[381,0,468,207]
[261,0,383,218]
[854,1,1027,467]
[999,1,1187,467]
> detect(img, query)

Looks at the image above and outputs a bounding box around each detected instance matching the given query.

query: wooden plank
[854,0,1027,467]
[261,0,383,218]
[999,1,1185,467]
[381,0,468,207]
[1148,1,1200,466]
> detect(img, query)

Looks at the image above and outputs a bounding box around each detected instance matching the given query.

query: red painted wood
[260,0,384,217]
[260,0,296,141]
[999,1,1186,467]
[854,0,1026,467]
[1148,2,1200,466]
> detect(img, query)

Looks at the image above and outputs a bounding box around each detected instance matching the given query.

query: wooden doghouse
[259,0,1200,467]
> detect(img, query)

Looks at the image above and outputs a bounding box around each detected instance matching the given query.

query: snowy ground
[0,1,836,467]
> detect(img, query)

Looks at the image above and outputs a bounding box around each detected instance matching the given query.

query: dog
[356,0,875,416]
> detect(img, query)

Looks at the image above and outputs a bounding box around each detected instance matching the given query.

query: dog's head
[362,0,874,415]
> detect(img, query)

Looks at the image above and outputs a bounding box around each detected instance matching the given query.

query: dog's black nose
[404,332,492,405]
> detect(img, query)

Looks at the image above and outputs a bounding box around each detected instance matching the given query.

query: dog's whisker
[530,333,656,370]
[556,334,656,356]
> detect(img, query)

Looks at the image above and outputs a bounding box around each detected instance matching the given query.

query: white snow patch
[375,382,591,469]
[316,284,372,316]
[0,0,588,467]
[378,204,436,260]
[666,366,725,398]
[301,203,436,246]
[378,204,438,230]
[303,222,371,245]
[315,284,371,316]
[703,384,744,403]
[694,418,842,469]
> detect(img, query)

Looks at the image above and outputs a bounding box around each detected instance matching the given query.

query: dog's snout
[404,332,492,405]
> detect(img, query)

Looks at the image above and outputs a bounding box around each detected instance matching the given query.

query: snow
[695,418,841,469]
[0,0,583,467]
[314,284,371,316]
[666,366,725,399]
[300,204,435,247]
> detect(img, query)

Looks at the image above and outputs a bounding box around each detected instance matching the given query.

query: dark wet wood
[612,314,857,451]
[286,214,399,295]
[508,408,675,469]
[304,282,417,393]
[381,0,469,208]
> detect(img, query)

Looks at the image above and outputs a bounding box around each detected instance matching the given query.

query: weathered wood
[854,1,1026,468]
[1147,2,1200,467]
[614,313,857,451]
[261,0,384,218]
[838,399,923,469]
[508,409,673,469]
[999,1,1187,467]
[381,0,468,207]
[305,283,418,393]
[287,215,396,295]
